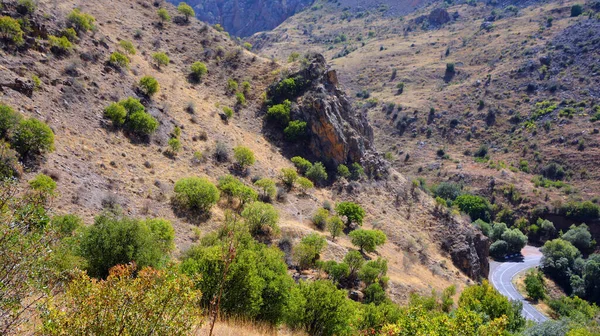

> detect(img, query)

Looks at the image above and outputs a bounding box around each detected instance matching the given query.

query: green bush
[489,240,509,259]
[11,118,55,156]
[48,35,73,54]
[227,79,238,94]
[337,164,351,179]
[364,283,387,305]
[454,194,491,222]
[119,97,145,114]
[222,106,233,120]
[50,214,83,236]
[218,175,257,207]
[305,162,328,185]
[524,270,546,301]
[60,28,77,42]
[167,137,181,155]
[126,110,158,136]
[501,228,527,254]
[571,4,583,17]
[235,92,246,106]
[190,61,207,81]
[28,174,56,197]
[104,98,158,137]
[280,168,297,188]
[267,100,291,126]
[109,52,129,69]
[312,208,329,230]
[561,224,594,252]
[541,239,581,287]
[67,9,96,33]
[349,229,387,253]
[327,216,344,240]
[254,178,276,201]
[293,233,326,269]
[104,103,127,126]
[157,8,171,22]
[284,120,306,141]
[558,201,600,221]
[541,162,565,180]
[173,177,220,213]
[432,182,462,201]
[291,156,312,174]
[119,40,136,55]
[152,52,169,68]
[241,201,279,237]
[0,141,21,179]
[138,76,160,97]
[233,146,255,169]
[0,104,22,138]
[548,295,598,320]
[350,162,364,180]
[296,177,314,193]
[0,16,24,45]
[336,201,365,227]
[177,2,195,22]
[79,212,174,278]
[358,258,388,286]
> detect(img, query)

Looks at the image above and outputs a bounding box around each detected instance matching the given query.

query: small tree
[344,250,364,278]
[157,8,171,22]
[524,269,546,301]
[293,233,327,270]
[173,177,220,213]
[571,4,583,17]
[327,216,344,241]
[291,156,312,174]
[489,240,509,259]
[233,146,255,170]
[280,168,297,188]
[152,52,170,68]
[235,92,246,106]
[138,76,160,97]
[337,164,350,179]
[296,177,314,194]
[109,52,129,69]
[48,36,73,54]
[177,2,195,22]
[349,229,387,253]
[11,118,55,156]
[28,174,57,199]
[306,162,328,185]
[241,201,279,238]
[350,163,364,180]
[501,228,527,254]
[335,201,365,227]
[167,138,181,155]
[267,100,291,126]
[284,121,307,141]
[104,103,126,126]
[190,61,207,81]
[126,111,158,136]
[226,79,238,94]
[312,208,329,230]
[254,178,276,201]
[561,224,594,253]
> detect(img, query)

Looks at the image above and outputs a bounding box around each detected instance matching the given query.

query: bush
[173,177,220,213]
[291,156,312,174]
[280,168,297,188]
[50,214,82,236]
[11,118,55,156]
[306,162,328,185]
[454,194,491,222]
[293,233,326,269]
[541,162,565,180]
[254,178,276,201]
[446,62,455,73]
[296,177,314,193]
[541,239,581,287]
[336,201,365,227]
[561,224,594,253]
[152,52,169,68]
[0,142,21,179]
[138,76,160,97]
[337,164,350,179]
[118,40,136,55]
[364,283,387,305]
[48,35,73,54]
[217,175,257,207]
[157,8,171,22]
[167,138,181,155]
[474,144,488,158]
[235,92,246,106]
[558,201,600,221]
[104,103,127,126]
[327,216,344,241]
[126,110,158,136]
[227,79,238,94]
[190,61,207,81]
[233,146,255,169]
[349,229,387,253]
[28,174,56,198]
[432,182,462,201]
[548,295,598,320]
[571,4,583,17]
[267,100,291,126]
[79,212,174,278]
[284,121,306,141]
[0,104,22,138]
[222,106,233,120]
[109,52,129,69]
[524,270,546,301]
[358,258,388,286]
[241,201,280,238]
[312,208,329,230]
[350,162,364,180]
[41,264,201,335]
[501,228,527,254]
[67,9,96,33]
[60,27,77,42]
[473,219,491,237]
[0,16,24,45]
[177,2,195,22]
[489,240,509,259]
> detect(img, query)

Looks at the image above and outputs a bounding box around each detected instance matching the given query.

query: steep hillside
[0,0,488,308]
[250,0,600,230]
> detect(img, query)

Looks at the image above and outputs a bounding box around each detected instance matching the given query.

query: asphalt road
[489,246,549,323]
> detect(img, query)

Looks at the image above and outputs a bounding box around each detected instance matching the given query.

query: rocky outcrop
[266,54,388,177]
[166,0,313,37]
[441,218,490,280]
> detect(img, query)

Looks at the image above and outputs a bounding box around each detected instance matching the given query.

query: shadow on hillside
[170,200,212,225]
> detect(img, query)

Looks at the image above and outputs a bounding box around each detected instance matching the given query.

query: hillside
[249,0,600,233]
[0,0,488,313]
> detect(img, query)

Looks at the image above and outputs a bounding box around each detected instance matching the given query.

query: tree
[489,240,509,259]
[337,164,350,179]
[322,261,350,284]
[349,229,387,253]
[293,233,326,270]
[364,283,387,305]
[491,222,508,241]
[583,254,600,303]
[285,280,356,336]
[296,177,314,194]
[280,168,297,188]
[233,146,255,170]
[173,177,220,213]
[138,76,159,97]
[28,174,56,201]
[218,175,257,207]
[0,16,24,45]
[79,212,174,278]
[177,2,195,22]
[454,194,491,222]
[168,138,181,155]
[241,201,279,238]
[306,162,328,185]
[312,208,329,230]
[571,4,583,17]
[254,178,276,201]
[190,61,207,81]
[41,264,202,335]
[524,269,546,301]
[562,224,594,253]
[540,239,581,288]
[11,118,55,156]
[335,201,365,227]
[350,163,364,180]
[157,8,171,22]
[327,216,344,241]
[0,142,20,179]
[152,52,170,68]
[501,228,527,254]
[358,258,388,286]
[291,156,312,174]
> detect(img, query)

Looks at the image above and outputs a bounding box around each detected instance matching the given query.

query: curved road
[489,246,548,323]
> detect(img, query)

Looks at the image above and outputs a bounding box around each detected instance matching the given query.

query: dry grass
[196,317,306,336]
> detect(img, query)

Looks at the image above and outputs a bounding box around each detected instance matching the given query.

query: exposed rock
[349,290,364,302]
[0,77,35,97]
[481,21,494,31]
[442,220,490,280]
[428,8,451,26]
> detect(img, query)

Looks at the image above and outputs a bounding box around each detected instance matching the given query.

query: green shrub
[28,174,56,197]
[561,224,593,252]
[67,9,96,33]
[350,162,364,180]
[571,4,583,17]
[291,156,312,174]
[173,177,220,213]
[243,42,252,50]
[48,35,73,54]
[558,201,600,221]
[233,146,255,169]
[0,141,21,179]
[60,27,77,42]
[104,103,127,126]
[190,61,207,81]
[227,78,238,93]
[119,97,145,114]
[267,100,291,126]
[79,212,174,278]
[335,201,365,227]
[524,270,546,301]
[254,178,276,201]
[296,177,314,194]
[0,16,24,45]
[157,8,171,22]
[241,201,280,237]
[501,228,527,254]
[305,162,328,184]
[126,111,158,136]
[312,208,329,230]
[327,216,344,241]
[337,164,350,179]
[241,81,251,95]
[218,175,257,207]
[222,106,233,120]
[138,76,160,97]
[489,240,509,258]
[349,229,387,253]
[235,92,246,106]
[109,52,129,69]
[454,194,491,222]
[284,120,306,141]
[152,52,169,68]
[0,104,22,138]
[167,138,181,155]
[11,118,55,156]
[31,75,41,90]
[548,295,598,320]
[177,2,195,22]
[358,258,388,286]
[541,239,581,287]
[280,168,297,188]
[50,214,83,236]
[119,40,136,55]
[432,182,462,201]
[293,233,326,269]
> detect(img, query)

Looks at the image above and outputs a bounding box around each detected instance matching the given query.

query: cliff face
[167,0,314,37]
